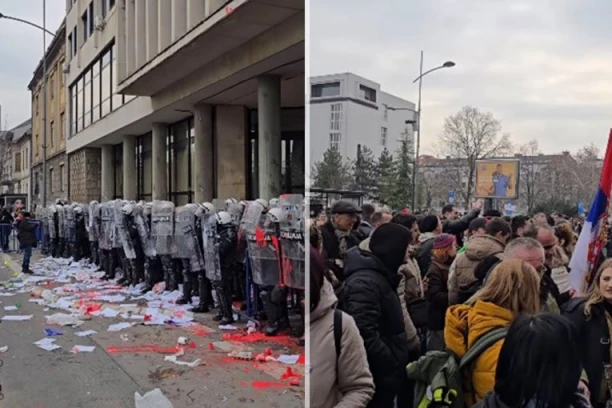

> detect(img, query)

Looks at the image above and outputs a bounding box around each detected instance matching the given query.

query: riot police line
[35,196,305,335]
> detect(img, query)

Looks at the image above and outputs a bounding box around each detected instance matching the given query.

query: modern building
[29,20,68,208]
[64,0,304,205]
[310,72,416,163]
[0,119,32,204]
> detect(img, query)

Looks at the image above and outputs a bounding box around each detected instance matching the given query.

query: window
[68,33,73,58]
[101,48,111,116]
[59,164,64,192]
[311,82,340,98]
[81,4,93,42]
[49,168,54,193]
[83,68,92,128]
[111,43,124,110]
[101,0,115,17]
[330,103,342,131]
[60,113,65,140]
[88,2,94,35]
[359,84,377,102]
[50,73,55,99]
[35,134,39,157]
[381,127,388,147]
[35,95,39,116]
[50,121,55,148]
[71,27,78,57]
[384,106,388,120]
[330,132,341,150]
[14,152,21,173]
[59,60,64,87]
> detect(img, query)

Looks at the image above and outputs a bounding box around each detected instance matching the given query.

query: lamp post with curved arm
[0,2,53,208]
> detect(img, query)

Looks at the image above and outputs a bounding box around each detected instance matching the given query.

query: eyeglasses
[543,244,555,250]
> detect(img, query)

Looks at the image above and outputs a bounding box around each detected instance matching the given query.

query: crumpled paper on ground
[135,388,174,408]
[46,313,84,327]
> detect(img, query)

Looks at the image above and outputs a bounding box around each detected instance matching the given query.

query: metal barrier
[0,221,43,253]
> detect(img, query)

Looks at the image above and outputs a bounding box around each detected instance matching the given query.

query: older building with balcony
[0,119,32,205]
[64,0,304,204]
[28,20,69,208]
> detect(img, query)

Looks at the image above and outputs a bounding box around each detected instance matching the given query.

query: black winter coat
[218,225,237,275]
[562,298,610,406]
[425,260,450,331]
[416,237,435,278]
[321,221,360,281]
[17,220,37,248]
[355,220,373,242]
[443,209,480,247]
[338,247,412,397]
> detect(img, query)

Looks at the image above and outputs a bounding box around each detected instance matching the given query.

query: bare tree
[575,144,602,206]
[517,139,542,213]
[437,106,512,204]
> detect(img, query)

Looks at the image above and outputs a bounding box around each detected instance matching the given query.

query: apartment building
[64,0,304,204]
[0,119,32,204]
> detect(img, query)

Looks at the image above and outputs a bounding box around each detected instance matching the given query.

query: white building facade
[310,73,416,163]
[64,0,304,204]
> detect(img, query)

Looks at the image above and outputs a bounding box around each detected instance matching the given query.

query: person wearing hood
[475,313,592,408]
[321,200,362,282]
[445,259,541,405]
[448,217,511,305]
[425,233,457,351]
[310,247,374,408]
[416,215,442,278]
[338,223,414,408]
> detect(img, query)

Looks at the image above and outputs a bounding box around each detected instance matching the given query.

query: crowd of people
[309,201,612,408]
[35,197,305,334]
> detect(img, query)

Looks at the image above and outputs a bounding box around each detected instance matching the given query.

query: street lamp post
[0,1,53,209]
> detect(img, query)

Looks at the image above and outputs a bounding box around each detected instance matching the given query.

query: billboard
[475,160,520,199]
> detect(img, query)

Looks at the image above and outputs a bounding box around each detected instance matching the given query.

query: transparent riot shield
[86,203,95,242]
[47,207,56,239]
[57,206,66,239]
[202,213,222,281]
[99,203,112,251]
[174,205,194,260]
[133,205,156,258]
[65,206,76,242]
[279,194,305,289]
[151,200,174,256]
[249,213,281,286]
[92,204,101,243]
[227,203,244,228]
[179,204,205,272]
[114,204,136,259]
[110,201,122,249]
[236,201,252,262]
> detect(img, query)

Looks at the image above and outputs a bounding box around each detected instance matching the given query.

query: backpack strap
[459,326,508,369]
[334,308,343,362]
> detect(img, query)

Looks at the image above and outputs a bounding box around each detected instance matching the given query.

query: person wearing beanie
[337,223,414,407]
[416,214,442,278]
[425,233,457,351]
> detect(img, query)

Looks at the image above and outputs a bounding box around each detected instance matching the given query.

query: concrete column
[123,137,137,200]
[193,103,213,203]
[158,0,172,53]
[171,0,187,43]
[257,75,282,199]
[151,123,168,200]
[145,0,159,62]
[134,0,147,69]
[101,145,114,201]
[126,0,136,77]
[187,0,206,30]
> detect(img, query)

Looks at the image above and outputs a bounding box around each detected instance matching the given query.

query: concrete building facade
[29,21,68,208]
[64,0,304,204]
[310,72,416,163]
[0,119,32,204]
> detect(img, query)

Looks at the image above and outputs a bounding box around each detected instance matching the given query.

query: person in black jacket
[17,212,37,274]
[321,200,361,282]
[0,208,14,251]
[338,223,413,408]
[442,203,481,247]
[213,210,238,326]
[355,203,375,241]
[416,215,442,278]
[562,257,612,407]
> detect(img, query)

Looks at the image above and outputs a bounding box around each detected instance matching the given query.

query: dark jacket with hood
[17,219,37,248]
[443,209,480,247]
[337,223,413,398]
[355,219,373,242]
[217,225,237,274]
[321,220,360,281]
[425,260,451,331]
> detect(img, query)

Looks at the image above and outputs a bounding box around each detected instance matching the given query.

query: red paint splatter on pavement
[221,332,298,348]
[208,342,215,351]
[251,381,287,389]
[281,367,302,380]
[297,354,305,364]
[107,345,180,354]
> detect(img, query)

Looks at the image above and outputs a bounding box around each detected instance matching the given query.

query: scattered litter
[71,345,96,353]
[100,308,119,318]
[277,354,300,365]
[3,305,18,311]
[14,302,21,308]
[221,396,228,403]
[34,338,61,351]
[247,326,257,334]
[120,334,129,342]
[164,354,202,367]
[29,299,44,304]
[219,324,238,331]
[0,346,8,352]
[75,330,97,337]
[135,388,174,408]
[0,292,15,297]
[228,351,253,361]
[177,336,189,345]
[44,328,63,336]
[107,322,132,332]
[107,345,180,354]
[2,315,33,321]
[46,313,84,327]
[152,282,166,294]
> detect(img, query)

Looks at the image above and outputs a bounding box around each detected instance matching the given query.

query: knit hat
[434,233,455,249]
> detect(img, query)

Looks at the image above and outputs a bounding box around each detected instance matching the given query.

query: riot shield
[236,201,252,262]
[65,206,76,242]
[248,210,281,286]
[57,206,66,238]
[176,204,205,272]
[99,203,112,251]
[40,207,49,235]
[151,200,174,255]
[227,203,244,228]
[279,194,305,289]
[110,201,122,249]
[202,213,222,281]
[133,205,156,258]
[114,204,136,259]
[86,203,95,241]
[47,206,56,238]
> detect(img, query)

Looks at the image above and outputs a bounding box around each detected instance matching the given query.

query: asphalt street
[0,252,305,408]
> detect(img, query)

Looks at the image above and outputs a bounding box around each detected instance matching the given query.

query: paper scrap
[71,345,96,353]
[75,330,97,337]
[0,346,8,352]
[44,328,64,336]
[135,388,174,408]
[3,305,18,311]
[29,299,44,304]
[2,315,33,321]
[100,308,119,318]
[0,292,15,297]
[164,354,202,367]
[108,322,132,332]
[34,338,61,351]
[277,354,300,365]
[46,313,84,327]
[218,324,238,331]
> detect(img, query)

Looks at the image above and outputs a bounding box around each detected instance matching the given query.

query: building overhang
[117,0,304,97]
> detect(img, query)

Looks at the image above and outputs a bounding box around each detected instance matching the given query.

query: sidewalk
[0,249,45,274]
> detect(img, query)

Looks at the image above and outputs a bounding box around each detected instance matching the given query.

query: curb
[0,252,22,275]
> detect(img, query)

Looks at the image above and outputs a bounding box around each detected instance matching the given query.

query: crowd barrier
[0,220,43,253]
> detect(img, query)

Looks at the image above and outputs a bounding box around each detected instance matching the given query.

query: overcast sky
[310,0,612,156]
[0,0,64,130]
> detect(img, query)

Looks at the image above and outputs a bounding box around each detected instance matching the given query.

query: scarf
[332,218,351,260]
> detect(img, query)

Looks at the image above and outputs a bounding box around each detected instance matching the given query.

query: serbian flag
[568,130,612,293]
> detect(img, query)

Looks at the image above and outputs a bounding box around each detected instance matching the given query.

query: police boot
[117,257,129,285]
[265,286,290,337]
[176,266,192,305]
[220,282,236,325]
[161,256,177,291]
[212,281,225,321]
[141,259,154,294]
[191,273,211,313]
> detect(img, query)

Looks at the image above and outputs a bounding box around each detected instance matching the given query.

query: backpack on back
[406,327,508,408]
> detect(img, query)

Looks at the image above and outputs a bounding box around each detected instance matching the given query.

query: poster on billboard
[475,160,520,199]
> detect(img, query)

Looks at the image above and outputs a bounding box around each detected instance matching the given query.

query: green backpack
[406,327,508,408]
